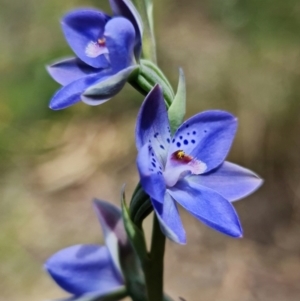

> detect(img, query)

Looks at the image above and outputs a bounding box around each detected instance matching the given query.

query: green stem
[143,215,166,301]
[131,0,156,63]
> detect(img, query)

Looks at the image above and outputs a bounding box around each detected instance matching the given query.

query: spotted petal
[136,85,171,165]
[136,143,166,203]
[62,9,111,68]
[152,192,186,244]
[169,179,243,237]
[45,245,123,296]
[188,161,263,202]
[168,110,237,173]
[109,0,143,59]
[46,57,101,86]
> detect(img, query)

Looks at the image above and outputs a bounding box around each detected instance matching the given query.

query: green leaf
[119,241,148,301]
[121,188,149,263]
[121,188,149,301]
[168,68,186,134]
[141,59,174,99]
[129,183,153,226]
[129,60,174,106]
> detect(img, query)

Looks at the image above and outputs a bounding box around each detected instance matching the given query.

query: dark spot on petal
[157,171,163,175]
[204,130,207,133]
[167,138,170,143]
[151,153,155,156]
[152,158,156,163]
[193,131,196,135]
[186,124,189,128]
[149,168,154,172]
[160,145,165,150]
[191,139,195,144]
[177,142,181,147]
[180,136,183,140]
[184,139,188,145]
[187,132,190,135]
[152,162,156,168]
[172,139,175,143]
[159,166,162,170]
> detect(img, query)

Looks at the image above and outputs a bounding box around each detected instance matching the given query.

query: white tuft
[189,159,207,175]
[85,41,109,58]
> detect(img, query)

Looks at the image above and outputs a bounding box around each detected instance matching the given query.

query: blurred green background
[1,0,300,300]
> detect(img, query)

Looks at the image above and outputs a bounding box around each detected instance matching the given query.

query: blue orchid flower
[136,85,263,244]
[47,0,142,110]
[45,200,128,300]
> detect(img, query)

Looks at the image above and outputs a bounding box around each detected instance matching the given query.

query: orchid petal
[62,9,111,68]
[109,0,143,59]
[93,200,127,275]
[152,192,186,244]
[45,245,123,296]
[164,153,207,188]
[46,57,100,86]
[168,110,237,173]
[137,143,166,203]
[104,17,135,72]
[49,73,107,110]
[188,161,263,202]
[136,85,171,165]
[82,65,138,106]
[169,180,243,237]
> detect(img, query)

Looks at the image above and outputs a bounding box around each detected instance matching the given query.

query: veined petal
[46,57,100,86]
[82,65,138,106]
[109,0,143,59]
[136,85,171,165]
[49,73,107,110]
[62,9,111,68]
[188,161,263,202]
[104,17,135,72]
[137,143,166,203]
[152,192,186,244]
[169,180,243,237]
[93,199,127,276]
[45,245,123,296]
[167,110,237,173]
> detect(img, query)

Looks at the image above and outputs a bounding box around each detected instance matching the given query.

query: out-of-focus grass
[1,0,300,300]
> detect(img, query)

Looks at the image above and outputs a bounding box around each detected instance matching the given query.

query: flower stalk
[131,0,156,62]
[144,214,166,301]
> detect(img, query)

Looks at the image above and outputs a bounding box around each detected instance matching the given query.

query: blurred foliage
[1,0,300,300]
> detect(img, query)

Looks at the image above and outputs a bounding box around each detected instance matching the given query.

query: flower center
[97,38,106,46]
[164,150,207,187]
[172,150,193,162]
[85,37,109,58]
